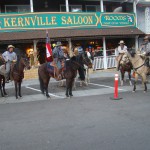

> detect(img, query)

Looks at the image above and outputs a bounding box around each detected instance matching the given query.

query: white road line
[26,86,65,98]
[88,82,127,91]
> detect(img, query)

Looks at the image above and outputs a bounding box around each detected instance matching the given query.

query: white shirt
[115,45,127,56]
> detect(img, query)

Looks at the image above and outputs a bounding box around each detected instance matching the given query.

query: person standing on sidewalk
[2,45,17,82]
[115,40,128,71]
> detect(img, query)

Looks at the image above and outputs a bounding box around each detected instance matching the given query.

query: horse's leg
[120,70,124,86]
[0,78,4,97]
[69,78,74,97]
[39,73,45,94]
[66,79,70,97]
[133,73,138,92]
[18,82,22,98]
[15,81,18,99]
[73,78,76,90]
[44,77,50,98]
[142,74,147,93]
[128,71,132,86]
[2,77,7,96]
[87,68,90,83]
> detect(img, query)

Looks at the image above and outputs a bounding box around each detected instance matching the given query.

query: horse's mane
[13,55,21,71]
[13,54,25,71]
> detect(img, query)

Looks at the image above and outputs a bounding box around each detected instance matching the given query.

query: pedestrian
[115,40,128,71]
[2,45,17,82]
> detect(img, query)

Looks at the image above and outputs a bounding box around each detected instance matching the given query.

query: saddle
[0,65,6,76]
[47,61,65,80]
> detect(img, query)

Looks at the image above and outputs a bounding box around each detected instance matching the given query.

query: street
[0,75,150,150]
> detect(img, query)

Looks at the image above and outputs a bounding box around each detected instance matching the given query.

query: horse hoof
[46,95,51,99]
[66,95,69,98]
[69,94,73,97]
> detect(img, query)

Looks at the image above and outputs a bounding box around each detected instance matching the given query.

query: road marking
[26,86,65,98]
[88,82,127,91]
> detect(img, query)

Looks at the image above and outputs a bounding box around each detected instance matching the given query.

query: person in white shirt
[115,40,128,71]
[2,45,17,82]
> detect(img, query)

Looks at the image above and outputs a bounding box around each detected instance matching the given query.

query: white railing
[93,55,116,70]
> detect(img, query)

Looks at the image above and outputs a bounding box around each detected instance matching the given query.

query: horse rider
[140,35,150,67]
[2,45,17,82]
[115,40,128,71]
[52,41,65,80]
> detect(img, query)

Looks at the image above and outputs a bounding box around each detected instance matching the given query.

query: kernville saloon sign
[0,12,136,32]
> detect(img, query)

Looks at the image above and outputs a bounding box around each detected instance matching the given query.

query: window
[86,5,100,12]
[5,5,30,13]
[60,5,82,12]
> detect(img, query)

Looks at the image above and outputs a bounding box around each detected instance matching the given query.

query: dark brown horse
[11,55,30,99]
[0,54,7,97]
[119,53,133,86]
[38,53,92,98]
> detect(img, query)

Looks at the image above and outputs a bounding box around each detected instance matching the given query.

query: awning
[0,27,145,42]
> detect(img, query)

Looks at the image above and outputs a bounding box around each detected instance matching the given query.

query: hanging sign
[0,12,136,32]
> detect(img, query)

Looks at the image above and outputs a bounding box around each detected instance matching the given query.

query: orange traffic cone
[132,71,135,78]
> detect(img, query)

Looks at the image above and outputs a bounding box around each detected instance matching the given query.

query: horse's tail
[38,66,44,93]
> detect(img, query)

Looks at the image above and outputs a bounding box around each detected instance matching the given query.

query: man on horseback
[140,35,150,67]
[115,40,128,71]
[52,41,65,80]
[2,45,17,82]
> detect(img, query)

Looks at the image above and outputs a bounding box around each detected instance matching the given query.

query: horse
[0,54,7,97]
[38,52,92,98]
[126,49,150,92]
[11,54,31,99]
[74,51,92,88]
[119,53,133,86]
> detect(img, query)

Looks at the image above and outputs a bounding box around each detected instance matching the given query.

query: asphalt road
[0,77,150,150]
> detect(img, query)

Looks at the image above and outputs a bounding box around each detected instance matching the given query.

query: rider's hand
[12,60,17,63]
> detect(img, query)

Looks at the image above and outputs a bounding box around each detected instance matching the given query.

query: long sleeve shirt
[140,42,150,54]
[115,45,127,56]
[2,51,17,62]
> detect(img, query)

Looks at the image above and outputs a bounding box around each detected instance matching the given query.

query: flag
[46,31,53,62]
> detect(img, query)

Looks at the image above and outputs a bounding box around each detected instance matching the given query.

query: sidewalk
[5,68,117,89]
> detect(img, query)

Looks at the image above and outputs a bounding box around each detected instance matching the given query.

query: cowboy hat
[144,36,149,40]
[118,40,125,44]
[7,45,15,49]
[56,41,62,46]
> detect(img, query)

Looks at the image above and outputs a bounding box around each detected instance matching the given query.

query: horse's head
[120,53,130,65]
[20,55,31,70]
[81,52,93,68]
[128,48,136,57]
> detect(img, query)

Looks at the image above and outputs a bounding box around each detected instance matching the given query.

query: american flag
[46,31,53,62]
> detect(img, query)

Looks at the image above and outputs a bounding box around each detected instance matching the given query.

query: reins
[132,56,146,71]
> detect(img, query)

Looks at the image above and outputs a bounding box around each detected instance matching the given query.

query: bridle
[130,54,146,71]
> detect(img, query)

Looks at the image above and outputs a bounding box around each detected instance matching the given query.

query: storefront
[0,11,144,69]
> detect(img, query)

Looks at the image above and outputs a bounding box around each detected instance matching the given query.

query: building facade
[0,0,146,70]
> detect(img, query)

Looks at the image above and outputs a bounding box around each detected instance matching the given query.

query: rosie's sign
[0,12,135,31]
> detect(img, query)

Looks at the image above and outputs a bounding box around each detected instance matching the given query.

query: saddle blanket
[47,62,55,77]
[0,65,6,76]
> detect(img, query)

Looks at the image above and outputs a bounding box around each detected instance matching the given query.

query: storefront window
[86,5,100,12]
[5,5,30,13]
[60,5,82,12]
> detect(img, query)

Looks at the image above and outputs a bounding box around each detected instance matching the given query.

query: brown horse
[0,54,7,97]
[11,55,31,99]
[119,53,133,86]
[126,50,150,92]
[38,53,92,98]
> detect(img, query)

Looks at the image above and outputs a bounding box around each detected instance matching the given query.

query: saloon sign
[0,12,136,31]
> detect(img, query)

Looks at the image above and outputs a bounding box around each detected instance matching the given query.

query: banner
[0,12,136,32]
